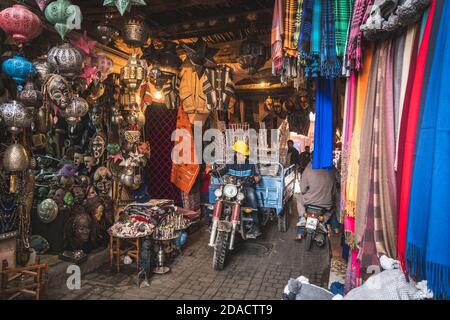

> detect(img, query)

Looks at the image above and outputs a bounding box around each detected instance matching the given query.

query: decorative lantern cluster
[0,4,43,46]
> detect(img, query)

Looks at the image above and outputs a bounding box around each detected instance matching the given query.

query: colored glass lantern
[45,0,83,39]
[2,56,36,91]
[0,4,43,46]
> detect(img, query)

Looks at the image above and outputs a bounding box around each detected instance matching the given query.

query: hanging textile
[406,0,450,299]
[203,66,235,112]
[144,104,181,204]
[272,0,285,75]
[312,78,333,170]
[309,0,322,75]
[392,33,406,146]
[284,0,298,57]
[335,0,353,57]
[345,44,374,218]
[293,0,304,49]
[320,0,341,78]
[297,0,313,62]
[345,0,375,71]
[397,1,437,271]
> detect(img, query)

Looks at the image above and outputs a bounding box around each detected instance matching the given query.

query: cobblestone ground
[49,201,346,300]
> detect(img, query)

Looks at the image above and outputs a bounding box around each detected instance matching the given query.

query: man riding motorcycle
[211,141,262,238]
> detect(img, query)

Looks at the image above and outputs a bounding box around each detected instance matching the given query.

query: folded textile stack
[109,220,154,238]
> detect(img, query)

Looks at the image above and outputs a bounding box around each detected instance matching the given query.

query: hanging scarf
[312,78,333,170]
[298,0,313,61]
[397,1,437,272]
[345,44,374,218]
[345,0,374,71]
[293,0,304,49]
[335,0,353,57]
[320,0,341,78]
[284,0,298,57]
[406,0,450,299]
[272,0,285,75]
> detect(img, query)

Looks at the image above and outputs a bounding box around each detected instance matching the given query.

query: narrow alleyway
[49,199,345,300]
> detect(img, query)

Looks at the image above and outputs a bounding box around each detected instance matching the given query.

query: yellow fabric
[345,44,374,217]
[233,141,250,156]
[179,65,209,114]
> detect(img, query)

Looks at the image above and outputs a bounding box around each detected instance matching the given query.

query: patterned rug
[144,103,182,205]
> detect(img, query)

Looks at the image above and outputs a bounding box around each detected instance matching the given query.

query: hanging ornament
[2,143,30,193]
[122,17,149,48]
[95,14,117,46]
[48,43,84,79]
[71,31,97,57]
[62,96,89,132]
[95,54,113,82]
[103,0,147,17]
[36,0,51,12]
[18,81,43,108]
[79,66,98,87]
[0,4,43,47]
[238,34,268,75]
[45,0,83,40]
[0,100,34,135]
[2,56,36,92]
[120,53,147,93]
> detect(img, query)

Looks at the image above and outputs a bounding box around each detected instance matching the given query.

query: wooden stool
[109,234,141,273]
[0,258,49,300]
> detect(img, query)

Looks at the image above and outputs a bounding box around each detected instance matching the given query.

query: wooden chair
[109,234,141,273]
[0,258,49,300]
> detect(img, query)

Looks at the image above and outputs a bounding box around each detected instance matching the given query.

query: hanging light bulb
[153,91,162,100]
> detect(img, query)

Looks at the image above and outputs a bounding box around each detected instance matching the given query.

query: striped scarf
[335,0,353,57]
[297,0,313,62]
[293,0,304,49]
[272,0,285,75]
[283,0,298,57]
[345,0,374,71]
[320,0,341,78]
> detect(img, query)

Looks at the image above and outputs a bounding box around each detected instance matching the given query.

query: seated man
[296,160,336,240]
[212,141,262,238]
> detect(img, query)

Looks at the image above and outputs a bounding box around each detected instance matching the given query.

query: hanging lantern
[0,4,43,46]
[2,56,36,91]
[143,41,181,73]
[18,81,43,108]
[121,17,149,48]
[2,143,30,193]
[95,14,117,46]
[148,66,171,91]
[45,0,83,40]
[0,101,34,134]
[33,57,54,87]
[120,53,147,93]
[63,96,89,132]
[103,0,147,17]
[238,34,268,75]
[48,43,84,78]
[95,54,113,82]
[36,0,51,12]
[35,106,53,134]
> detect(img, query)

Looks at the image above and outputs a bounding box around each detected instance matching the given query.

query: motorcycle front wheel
[213,231,229,270]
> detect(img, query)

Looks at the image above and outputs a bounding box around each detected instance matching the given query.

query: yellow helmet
[233,141,250,156]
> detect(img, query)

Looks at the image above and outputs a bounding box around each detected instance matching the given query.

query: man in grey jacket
[295,162,336,240]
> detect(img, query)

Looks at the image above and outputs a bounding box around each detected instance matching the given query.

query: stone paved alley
[49,199,346,300]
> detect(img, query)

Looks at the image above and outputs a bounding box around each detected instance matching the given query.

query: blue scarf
[312,78,333,170]
[320,0,341,78]
[406,0,450,299]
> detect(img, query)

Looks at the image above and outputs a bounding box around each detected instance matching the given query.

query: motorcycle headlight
[214,188,223,198]
[237,192,245,201]
[223,184,238,198]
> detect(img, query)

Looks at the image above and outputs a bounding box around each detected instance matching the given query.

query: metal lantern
[148,66,171,90]
[2,143,30,193]
[2,56,36,91]
[0,4,43,46]
[48,43,84,78]
[120,53,147,93]
[33,58,54,87]
[18,81,43,108]
[143,41,181,74]
[122,17,149,48]
[238,34,268,75]
[63,96,89,132]
[95,14,117,45]
[0,101,34,134]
